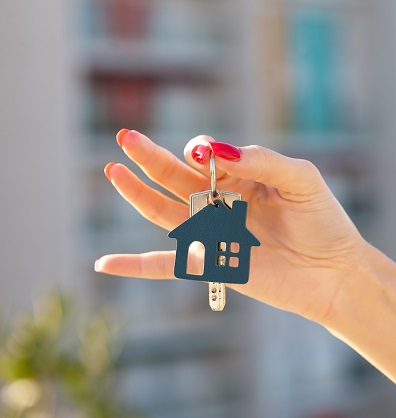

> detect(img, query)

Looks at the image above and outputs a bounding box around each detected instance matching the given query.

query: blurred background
[1,0,396,417]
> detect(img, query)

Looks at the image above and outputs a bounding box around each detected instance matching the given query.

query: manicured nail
[94,259,100,272]
[104,162,116,180]
[192,144,211,164]
[116,129,131,148]
[192,141,241,165]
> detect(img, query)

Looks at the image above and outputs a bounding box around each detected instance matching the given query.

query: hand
[95,130,369,326]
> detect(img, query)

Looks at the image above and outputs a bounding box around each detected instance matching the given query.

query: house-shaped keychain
[168,199,260,284]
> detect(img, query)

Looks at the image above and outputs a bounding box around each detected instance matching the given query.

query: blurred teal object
[289,8,340,137]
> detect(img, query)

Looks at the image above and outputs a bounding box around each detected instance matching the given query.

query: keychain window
[216,241,240,268]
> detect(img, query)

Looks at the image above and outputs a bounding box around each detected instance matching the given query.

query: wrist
[326,240,396,329]
[324,240,396,381]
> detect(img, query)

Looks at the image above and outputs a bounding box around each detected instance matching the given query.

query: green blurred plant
[0,290,145,418]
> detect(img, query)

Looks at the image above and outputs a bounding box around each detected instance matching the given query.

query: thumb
[185,139,325,196]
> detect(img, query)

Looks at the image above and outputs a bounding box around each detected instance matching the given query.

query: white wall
[0,1,75,312]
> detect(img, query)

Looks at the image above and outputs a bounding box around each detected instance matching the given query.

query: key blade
[209,282,226,311]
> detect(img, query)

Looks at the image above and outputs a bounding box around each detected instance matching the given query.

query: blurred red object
[89,73,155,133]
[103,0,150,39]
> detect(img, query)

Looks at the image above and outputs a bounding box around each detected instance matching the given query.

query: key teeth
[211,307,225,312]
[209,282,226,311]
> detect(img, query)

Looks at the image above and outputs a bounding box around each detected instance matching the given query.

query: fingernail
[116,129,130,147]
[192,141,241,165]
[94,259,103,272]
[192,144,211,164]
[104,162,116,180]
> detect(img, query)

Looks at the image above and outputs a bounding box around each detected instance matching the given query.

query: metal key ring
[210,154,218,198]
[207,141,219,199]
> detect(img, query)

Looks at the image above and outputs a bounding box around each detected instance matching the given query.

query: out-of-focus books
[83,0,151,39]
[258,3,372,149]
[87,74,155,134]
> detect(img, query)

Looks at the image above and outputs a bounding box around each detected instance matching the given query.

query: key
[190,190,241,311]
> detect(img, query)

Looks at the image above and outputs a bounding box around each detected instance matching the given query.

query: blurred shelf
[117,313,247,367]
[75,39,233,80]
[263,0,371,10]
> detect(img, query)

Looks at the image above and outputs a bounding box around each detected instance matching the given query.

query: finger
[95,251,176,279]
[185,138,325,196]
[105,162,189,231]
[218,145,326,195]
[116,129,208,202]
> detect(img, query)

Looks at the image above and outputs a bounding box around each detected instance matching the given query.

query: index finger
[117,130,208,202]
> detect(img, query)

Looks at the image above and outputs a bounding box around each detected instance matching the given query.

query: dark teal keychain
[168,150,260,311]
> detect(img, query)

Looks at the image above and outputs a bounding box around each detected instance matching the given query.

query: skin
[96,130,396,383]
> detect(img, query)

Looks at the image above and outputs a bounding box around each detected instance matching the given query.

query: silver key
[190,190,241,311]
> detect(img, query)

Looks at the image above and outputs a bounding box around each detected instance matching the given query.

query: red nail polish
[116,129,130,147]
[104,162,116,180]
[192,141,241,165]
[192,144,211,164]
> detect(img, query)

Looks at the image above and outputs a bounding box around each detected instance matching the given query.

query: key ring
[208,144,219,204]
[210,154,218,199]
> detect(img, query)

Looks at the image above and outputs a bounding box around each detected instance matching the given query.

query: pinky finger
[95,251,176,279]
